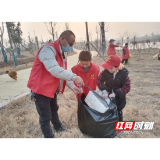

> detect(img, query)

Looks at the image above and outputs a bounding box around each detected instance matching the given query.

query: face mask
[62,44,72,52]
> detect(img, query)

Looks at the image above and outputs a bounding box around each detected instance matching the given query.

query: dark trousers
[33,92,61,138]
[121,59,128,65]
[117,108,123,121]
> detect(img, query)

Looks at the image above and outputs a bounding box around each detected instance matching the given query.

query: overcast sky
[1,22,160,43]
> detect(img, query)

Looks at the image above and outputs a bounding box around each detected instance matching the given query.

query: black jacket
[97,68,130,111]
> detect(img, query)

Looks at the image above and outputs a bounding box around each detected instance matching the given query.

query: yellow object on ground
[128,53,132,64]
[153,54,158,60]
[129,53,132,58]
[128,58,131,64]
[128,53,133,64]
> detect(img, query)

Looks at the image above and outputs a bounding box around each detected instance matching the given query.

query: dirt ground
[0,48,160,138]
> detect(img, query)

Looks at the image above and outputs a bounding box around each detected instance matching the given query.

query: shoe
[44,135,55,139]
[54,126,66,132]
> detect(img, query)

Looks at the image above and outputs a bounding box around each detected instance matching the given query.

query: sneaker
[54,126,66,132]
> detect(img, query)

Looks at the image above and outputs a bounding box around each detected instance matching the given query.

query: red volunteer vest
[122,47,129,59]
[158,53,160,60]
[27,40,67,98]
[71,62,100,101]
[107,43,116,55]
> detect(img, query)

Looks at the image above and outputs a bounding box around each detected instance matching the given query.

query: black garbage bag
[77,85,119,138]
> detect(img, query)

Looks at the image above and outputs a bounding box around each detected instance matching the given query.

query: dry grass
[0,49,160,138]
[0,88,88,138]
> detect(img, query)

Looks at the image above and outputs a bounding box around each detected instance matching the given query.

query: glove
[109,93,115,98]
[102,90,108,99]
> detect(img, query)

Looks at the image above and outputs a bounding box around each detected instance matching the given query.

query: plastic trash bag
[153,54,158,60]
[77,85,119,138]
[128,53,132,64]
[129,53,132,58]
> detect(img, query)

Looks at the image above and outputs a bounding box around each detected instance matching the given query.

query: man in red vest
[122,43,129,64]
[27,30,84,138]
[106,39,122,56]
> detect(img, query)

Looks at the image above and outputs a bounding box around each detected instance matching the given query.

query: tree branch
[44,22,52,35]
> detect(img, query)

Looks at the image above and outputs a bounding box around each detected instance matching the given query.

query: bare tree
[0,22,9,62]
[35,36,39,50]
[119,32,125,47]
[40,36,45,48]
[116,39,121,51]
[104,22,109,32]
[146,39,151,51]
[136,42,143,60]
[80,38,84,50]
[89,31,92,42]
[65,22,70,30]
[0,22,5,56]
[55,26,60,40]
[28,32,34,53]
[44,22,58,41]
[89,31,93,50]
[97,24,102,52]
[0,22,4,48]
[132,33,137,50]
[151,33,156,51]
[141,40,146,50]
[94,39,99,50]
[124,30,131,44]
[95,25,99,50]
[99,22,109,33]
[22,39,26,46]
[103,23,109,54]
[3,38,9,48]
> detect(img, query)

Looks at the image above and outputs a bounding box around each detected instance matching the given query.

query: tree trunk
[51,22,54,41]
[101,22,106,55]
[99,31,101,52]
[6,22,13,48]
[85,22,90,51]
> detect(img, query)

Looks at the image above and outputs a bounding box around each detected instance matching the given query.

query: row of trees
[0,21,44,66]
[74,26,160,53]
[44,22,71,41]
[116,31,160,50]
[1,22,160,62]
[0,22,75,62]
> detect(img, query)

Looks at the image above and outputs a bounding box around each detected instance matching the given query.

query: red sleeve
[97,70,106,91]
[120,76,130,94]
[110,43,119,48]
